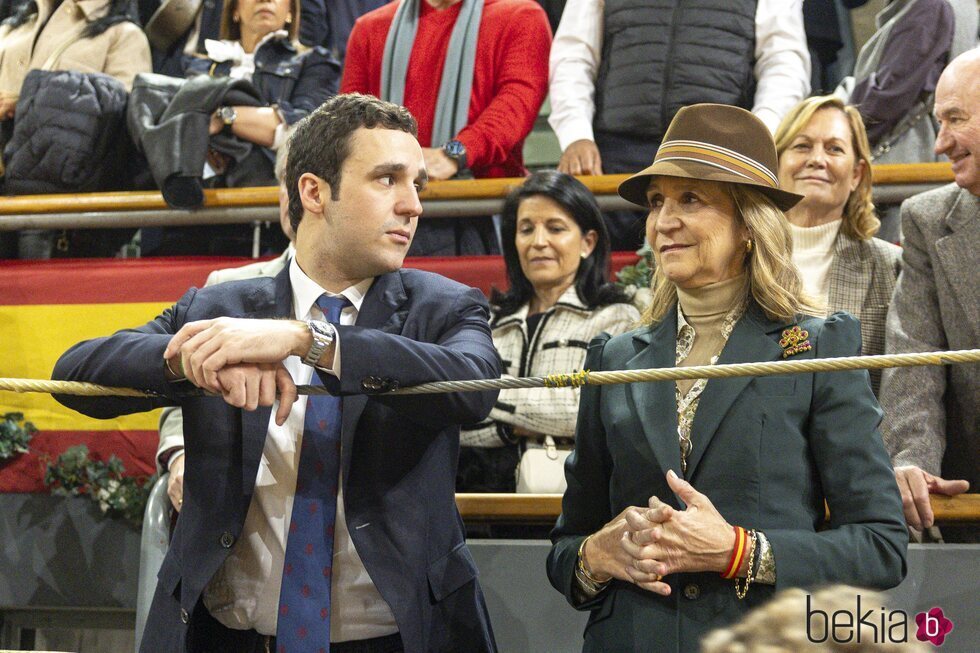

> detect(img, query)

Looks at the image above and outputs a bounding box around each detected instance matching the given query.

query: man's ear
[298,173,331,218]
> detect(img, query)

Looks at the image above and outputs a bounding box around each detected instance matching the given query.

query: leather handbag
[515,436,572,494]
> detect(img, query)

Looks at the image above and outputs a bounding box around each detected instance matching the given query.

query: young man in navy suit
[53,93,501,653]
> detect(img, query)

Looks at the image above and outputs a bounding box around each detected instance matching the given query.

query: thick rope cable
[2,349,979,398]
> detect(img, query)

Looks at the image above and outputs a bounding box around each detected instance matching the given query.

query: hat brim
[618,159,804,213]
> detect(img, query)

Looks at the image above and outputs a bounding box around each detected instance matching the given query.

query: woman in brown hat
[546,104,908,652]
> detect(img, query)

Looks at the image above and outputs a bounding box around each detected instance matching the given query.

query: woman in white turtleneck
[775,95,901,394]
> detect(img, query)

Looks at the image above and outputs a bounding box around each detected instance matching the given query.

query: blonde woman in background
[775,95,901,394]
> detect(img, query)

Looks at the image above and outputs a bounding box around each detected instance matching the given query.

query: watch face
[445,140,465,158]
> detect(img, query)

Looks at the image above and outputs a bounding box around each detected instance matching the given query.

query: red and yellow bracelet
[721,525,747,579]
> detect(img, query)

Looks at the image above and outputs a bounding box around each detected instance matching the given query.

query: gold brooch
[779,326,812,358]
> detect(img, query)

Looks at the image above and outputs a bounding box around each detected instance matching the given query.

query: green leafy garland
[44,445,157,528]
[615,242,654,291]
[0,412,36,460]
[2,412,156,527]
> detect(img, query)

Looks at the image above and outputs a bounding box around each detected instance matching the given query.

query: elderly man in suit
[53,93,501,653]
[881,47,980,541]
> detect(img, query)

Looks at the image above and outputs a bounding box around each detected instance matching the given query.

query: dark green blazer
[547,302,908,653]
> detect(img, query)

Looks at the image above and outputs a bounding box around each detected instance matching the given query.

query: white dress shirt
[203,257,398,641]
[547,0,811,149]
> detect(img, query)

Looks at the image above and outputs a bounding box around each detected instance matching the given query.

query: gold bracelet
[734,529,758,600]
[164,356,183,380]
[577,535,609,587]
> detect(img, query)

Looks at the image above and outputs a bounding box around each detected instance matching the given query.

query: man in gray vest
[549,0,810,250]
[880,48,980,542]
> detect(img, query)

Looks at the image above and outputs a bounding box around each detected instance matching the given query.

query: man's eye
[380,175,394,186]
[647,196,663,208]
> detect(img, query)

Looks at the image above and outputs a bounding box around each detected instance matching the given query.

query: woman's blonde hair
[641,183,823,325]
[774,95,879,241]
[701,586,927,653]
[220,0,303,44]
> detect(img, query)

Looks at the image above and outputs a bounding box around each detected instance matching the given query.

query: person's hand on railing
[422,147,460,181]
[558,139,604,176]
[894,465,970,530]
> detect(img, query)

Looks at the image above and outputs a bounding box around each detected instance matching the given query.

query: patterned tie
[277,295,350,653]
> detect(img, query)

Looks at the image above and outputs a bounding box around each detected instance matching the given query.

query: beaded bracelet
[721,526,747,579]
[735,530,759,599]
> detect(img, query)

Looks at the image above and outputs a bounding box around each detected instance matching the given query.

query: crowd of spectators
[6,4,980,650]
[0,1,974,254]
[2,0,978,539]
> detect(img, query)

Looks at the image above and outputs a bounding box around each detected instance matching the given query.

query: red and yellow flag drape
[0,257,247,492]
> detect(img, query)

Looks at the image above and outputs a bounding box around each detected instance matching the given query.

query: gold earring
[746,240,753,253]
[581,252,588,259]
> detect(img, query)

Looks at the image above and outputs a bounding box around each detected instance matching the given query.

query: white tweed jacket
[461,286,639,447]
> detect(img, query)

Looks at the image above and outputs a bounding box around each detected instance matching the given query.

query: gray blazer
[827,234,902,394]
[881,184,980,497]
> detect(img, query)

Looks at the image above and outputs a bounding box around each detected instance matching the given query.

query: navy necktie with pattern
[277,295,350,652]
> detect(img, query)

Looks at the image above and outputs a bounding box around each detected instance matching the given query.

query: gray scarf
[380,0,483,149]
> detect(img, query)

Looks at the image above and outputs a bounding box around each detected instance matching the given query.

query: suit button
[361,377,382,391]
[683,583,700,600]
[180,608,189,623]
[219,532,235,548]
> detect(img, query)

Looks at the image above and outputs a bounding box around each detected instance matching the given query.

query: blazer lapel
[684,305,787,478]
[827,235,871,318]
[936,191,980,342]
[241,268,293,493]
[339,271,408,482]
[626,306,683,479]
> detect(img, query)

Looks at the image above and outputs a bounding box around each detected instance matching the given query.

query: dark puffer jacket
[594,0,757,140]
[2,70,131,194]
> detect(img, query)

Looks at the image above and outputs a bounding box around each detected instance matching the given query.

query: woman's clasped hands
[583,470,740,597]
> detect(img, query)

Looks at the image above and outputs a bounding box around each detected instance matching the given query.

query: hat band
[655,140,778,188]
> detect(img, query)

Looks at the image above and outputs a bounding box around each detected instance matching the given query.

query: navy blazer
[547,304,908,653]
[53,267,500,653]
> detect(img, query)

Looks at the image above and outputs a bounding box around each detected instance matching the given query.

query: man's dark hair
[492,170,629,318]
[286,94,418,233]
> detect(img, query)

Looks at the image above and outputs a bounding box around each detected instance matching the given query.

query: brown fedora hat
[618,104,804,212]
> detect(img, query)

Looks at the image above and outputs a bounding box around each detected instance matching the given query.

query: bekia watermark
[806,594,954,646]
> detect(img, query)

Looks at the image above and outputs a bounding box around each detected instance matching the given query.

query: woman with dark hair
[184,0,339,167]
[0,0,150,119]
[457,171,640,493]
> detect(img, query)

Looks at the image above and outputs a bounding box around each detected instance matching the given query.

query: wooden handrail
[455,493,980,525]
[0,163,953,216]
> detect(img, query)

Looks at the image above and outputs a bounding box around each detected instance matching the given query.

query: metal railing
[0,163,955,232]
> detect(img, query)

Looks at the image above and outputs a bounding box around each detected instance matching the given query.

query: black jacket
[127,73,265,208]
[2,70,131,194]
[183,36,340,126]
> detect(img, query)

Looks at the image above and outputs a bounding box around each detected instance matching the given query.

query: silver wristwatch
[303,320,335,367]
